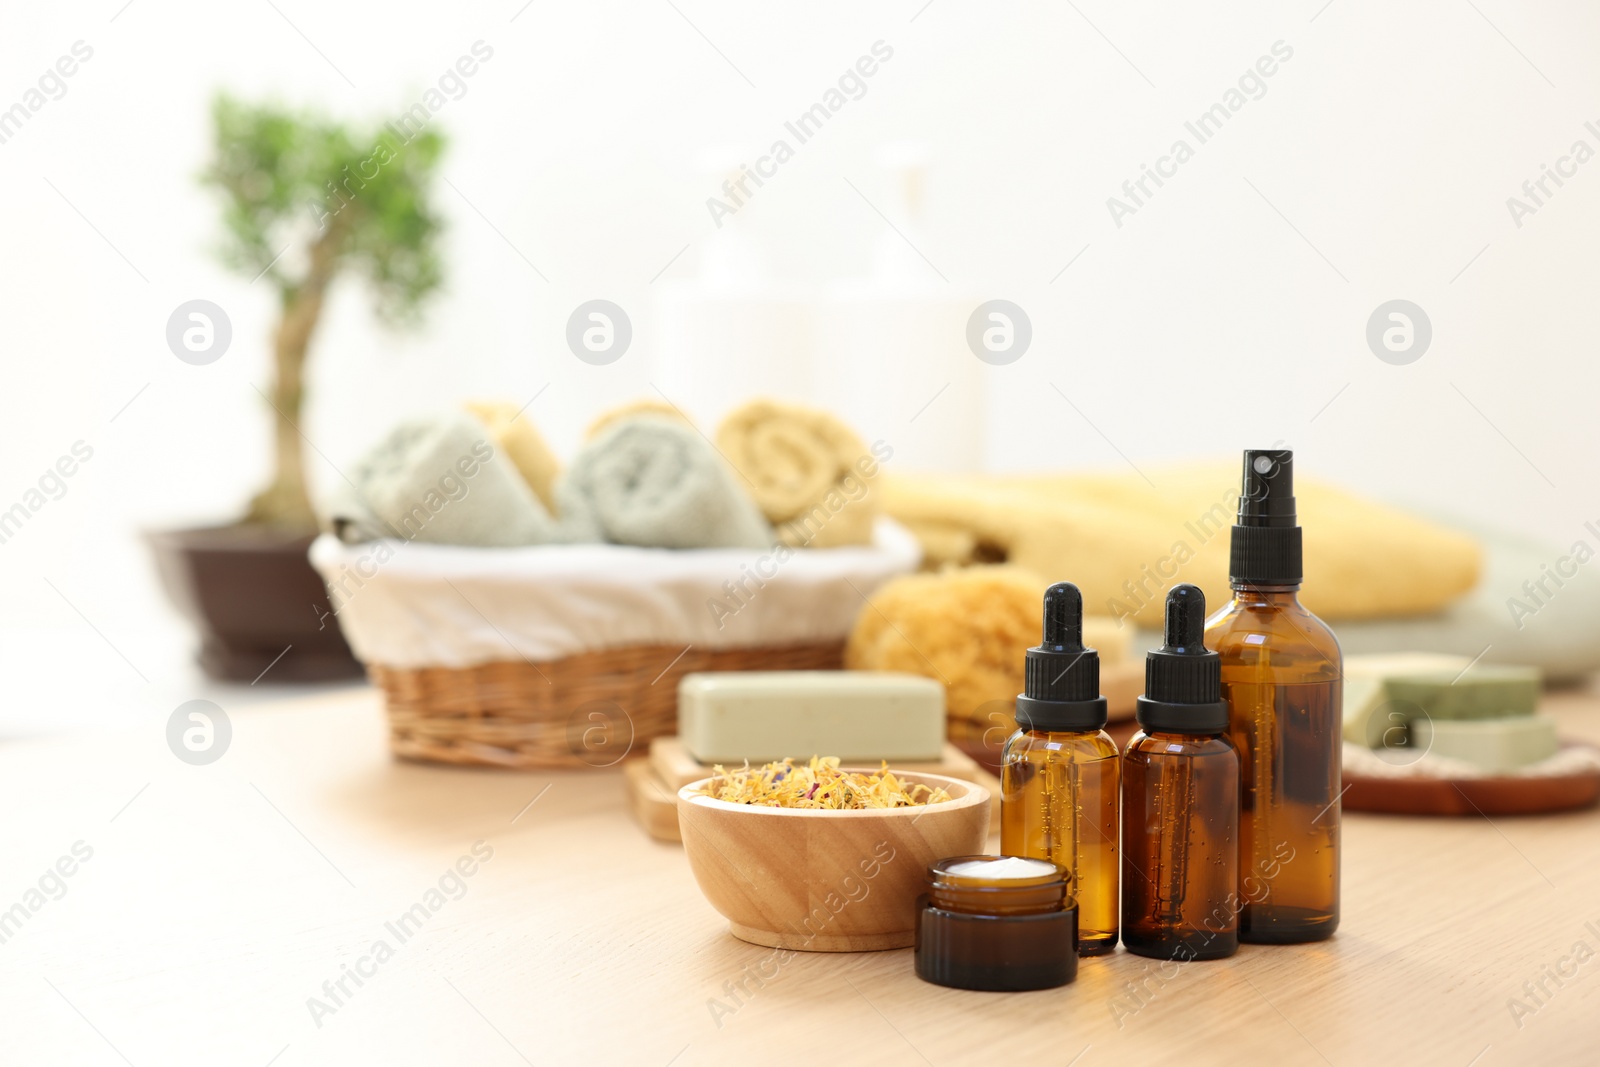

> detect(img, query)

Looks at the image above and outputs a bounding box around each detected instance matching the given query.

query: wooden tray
[1343,742,1600,816]
[624,759,684,842]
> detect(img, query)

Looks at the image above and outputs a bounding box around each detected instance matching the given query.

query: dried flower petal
[697,757,951,809]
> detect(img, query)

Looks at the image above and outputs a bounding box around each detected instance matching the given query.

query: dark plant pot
[147,524,364,683]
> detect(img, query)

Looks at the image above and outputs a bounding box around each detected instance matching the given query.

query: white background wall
[2,1,1597,734]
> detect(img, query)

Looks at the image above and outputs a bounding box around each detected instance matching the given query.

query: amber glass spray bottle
[1206,450,1341,943]
[1123,584,1238,960]
[1002,582,1120,955]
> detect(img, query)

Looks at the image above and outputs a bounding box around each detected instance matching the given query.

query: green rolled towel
[557,416,774,550]
[325,413,560,547]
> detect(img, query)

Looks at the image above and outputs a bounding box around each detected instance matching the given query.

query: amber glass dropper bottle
[1001,582,1120,956]
[1205,450,1342,943]
[1123,584,1239,961]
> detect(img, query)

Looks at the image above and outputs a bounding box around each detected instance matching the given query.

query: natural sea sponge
[845,566,1130,745]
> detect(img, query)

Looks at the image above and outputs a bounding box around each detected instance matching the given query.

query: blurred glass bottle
[1205,450,1341,943]
[816,145,985,475]
[653,148,813,420]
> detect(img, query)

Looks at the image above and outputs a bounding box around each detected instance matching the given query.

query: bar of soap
[1342,653,1470,746]
[678,671,945,764]
[1383,665,1541,722]
[1411,715,1558,772]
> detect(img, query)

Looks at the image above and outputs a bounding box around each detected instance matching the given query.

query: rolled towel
[715,398,881,548]
[557,416,773,549]
[324,413,558,547]
[586,398,693,440]
[884,465,1482,627]
[321,477,390,544]
[464,400,562,514]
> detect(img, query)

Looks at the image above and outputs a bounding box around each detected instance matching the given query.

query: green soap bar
[1341,653,1470,746]
[1411,715,1558,772]
[678,671,946,764]
[1381,665,1541,722]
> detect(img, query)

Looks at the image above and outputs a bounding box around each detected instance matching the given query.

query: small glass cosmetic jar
[914,855,1078,991]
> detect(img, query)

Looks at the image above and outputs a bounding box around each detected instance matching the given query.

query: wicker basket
[311,521,920,772]
[370,640,846,769]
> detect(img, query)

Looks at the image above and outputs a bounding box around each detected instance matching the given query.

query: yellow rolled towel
[464,400,561,515]
[585,398,693,440]
[883,465,1482,628]
[897,520,984,570]
[845,565,1131,746]
[716,399,882,548]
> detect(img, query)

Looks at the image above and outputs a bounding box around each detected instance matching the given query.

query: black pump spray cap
[1229,448,1304,586]
[1015,582,1107,733]
[1135,584,1229,734]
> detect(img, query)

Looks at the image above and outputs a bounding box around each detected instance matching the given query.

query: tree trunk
[246,223,345,530]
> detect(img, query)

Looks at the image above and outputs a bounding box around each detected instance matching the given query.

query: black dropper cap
[1229,448,1303,587]
[1135,584,1228,734]
[1014,582,1107,733]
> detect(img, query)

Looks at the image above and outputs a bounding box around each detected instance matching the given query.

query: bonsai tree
[202,93,447,530]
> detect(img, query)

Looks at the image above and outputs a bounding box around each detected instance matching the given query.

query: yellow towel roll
[716,399,882,548]
[464,400,562,515]
[883,465,1482,628]
[585,398,693,440]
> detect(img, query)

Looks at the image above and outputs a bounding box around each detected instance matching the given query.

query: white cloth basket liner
[309,518,921,669]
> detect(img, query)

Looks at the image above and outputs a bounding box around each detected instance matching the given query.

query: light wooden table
[3,681,1598,1066]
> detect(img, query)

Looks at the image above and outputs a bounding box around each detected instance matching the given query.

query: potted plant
[149,93,446,681]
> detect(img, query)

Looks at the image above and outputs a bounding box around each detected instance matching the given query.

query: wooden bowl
[676,770,990,951]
